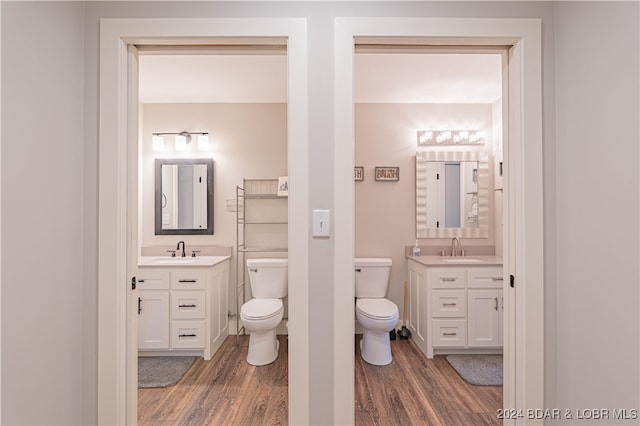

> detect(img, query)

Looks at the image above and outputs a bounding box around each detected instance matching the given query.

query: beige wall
[141,103,287,248]
[141,103,287,311]
[355,103,497,309]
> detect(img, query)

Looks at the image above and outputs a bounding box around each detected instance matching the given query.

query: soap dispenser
[412,240,421,257]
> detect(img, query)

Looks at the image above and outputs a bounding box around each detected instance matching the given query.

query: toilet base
[360,330,392,366]
[247,329,280,366]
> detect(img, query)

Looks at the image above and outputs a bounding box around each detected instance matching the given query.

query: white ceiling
[138,53,502,104]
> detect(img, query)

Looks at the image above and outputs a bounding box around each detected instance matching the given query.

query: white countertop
[408,255,503,266]
[138,255,230,267]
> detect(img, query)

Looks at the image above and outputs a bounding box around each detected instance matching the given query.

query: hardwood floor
[138,335,288,425]
[138,335,502,425]
[355,335,502,425]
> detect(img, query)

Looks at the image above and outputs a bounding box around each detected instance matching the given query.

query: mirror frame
[416,150,489,238]
[155,158,214,235]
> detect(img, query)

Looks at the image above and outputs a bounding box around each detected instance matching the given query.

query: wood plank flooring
[355,335,502,425]
[138,334,502,425]
[138,335,288,425]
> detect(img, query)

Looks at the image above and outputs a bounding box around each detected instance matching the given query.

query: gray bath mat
[138,356,196,388]
[445,354,503,386]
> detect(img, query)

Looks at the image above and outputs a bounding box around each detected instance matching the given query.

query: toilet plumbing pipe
[398,281,411,339]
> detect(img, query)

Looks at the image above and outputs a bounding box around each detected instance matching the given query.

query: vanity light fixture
[151,131,210,151]
[417,130,486,146]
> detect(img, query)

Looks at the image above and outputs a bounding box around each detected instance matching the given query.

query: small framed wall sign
[277,176,289,196]
[354,166,364,181]
[375,166,399,181]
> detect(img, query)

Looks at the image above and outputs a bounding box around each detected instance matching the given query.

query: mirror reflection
[155,159,214,235]
[416,151,488,238]
[424,161,479,229]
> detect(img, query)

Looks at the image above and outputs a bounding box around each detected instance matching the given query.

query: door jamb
[334,18,544,424]
[98,18,309,425]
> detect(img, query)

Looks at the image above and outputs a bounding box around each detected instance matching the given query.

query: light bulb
[175,134,187,151]
[152,135,164,151]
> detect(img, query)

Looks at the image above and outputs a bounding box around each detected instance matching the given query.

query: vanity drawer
[171,270,207,290]
[171,291,206,319]
[431,290,466,317]
[171,320,205,348]
[432,319,467,347]
[467,267,504,288]
[137,270,170,290]
[430,269,465,289]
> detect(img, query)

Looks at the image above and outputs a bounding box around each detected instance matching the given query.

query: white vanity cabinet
[137,257,230,360]
[467,268,504,348]
[407,257,503,358]
[138,270,170,349]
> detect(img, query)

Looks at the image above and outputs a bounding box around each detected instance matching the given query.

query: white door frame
[98,18,309,425]
[334,18,544,424]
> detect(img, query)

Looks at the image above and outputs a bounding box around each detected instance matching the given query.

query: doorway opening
[98,18,309,425]
[353,46,506,423]
[135,45,290,424]
[333,19,543,424]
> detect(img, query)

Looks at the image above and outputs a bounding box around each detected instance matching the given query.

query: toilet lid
[356,298,398,320]
[241,298,283,320]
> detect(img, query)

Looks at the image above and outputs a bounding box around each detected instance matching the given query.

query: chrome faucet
[177,240,186,258]
[451,237,461,257]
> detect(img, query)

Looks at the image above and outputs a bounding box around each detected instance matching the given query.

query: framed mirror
[416,151,488,238]
[155,158,214,235]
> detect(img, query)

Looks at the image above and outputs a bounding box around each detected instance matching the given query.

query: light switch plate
[313,209,331,238]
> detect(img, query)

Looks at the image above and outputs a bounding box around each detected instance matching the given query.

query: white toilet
[355,258,399,366]
[240,258,287,366]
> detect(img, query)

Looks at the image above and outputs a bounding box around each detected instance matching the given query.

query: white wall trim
[98,18,308,425]
[0,4,3,420]
[335,17,543,425]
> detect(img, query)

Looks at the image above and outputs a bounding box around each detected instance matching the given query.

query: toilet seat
[356,298,398,320]
[241,298,283,320]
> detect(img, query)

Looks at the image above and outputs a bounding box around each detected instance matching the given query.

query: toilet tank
[247,258,288,299]
[354,258,392,298]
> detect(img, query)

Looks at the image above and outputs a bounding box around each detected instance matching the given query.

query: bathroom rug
[138,356,196,388]
[445,354,502,386]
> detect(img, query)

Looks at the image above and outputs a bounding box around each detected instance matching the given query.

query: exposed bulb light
[436,131,451,143]
[469,130,487,143]
[418,131,433,144]
[453,131,469,143]
[417,129,486,146]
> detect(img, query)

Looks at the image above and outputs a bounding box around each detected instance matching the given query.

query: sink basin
[139,255,231,267]
[442,257,485,263]
[147,257,197,265]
